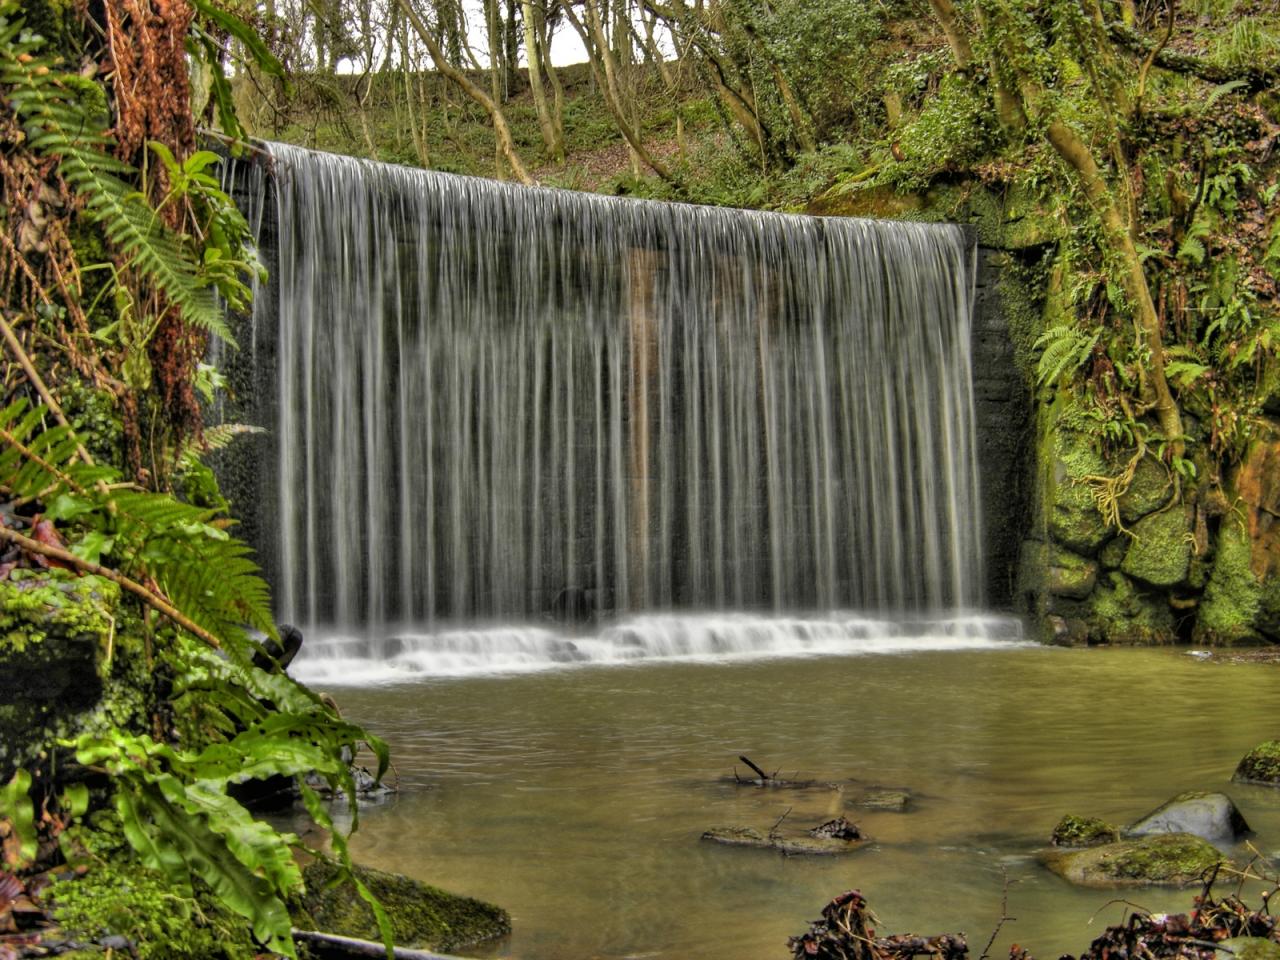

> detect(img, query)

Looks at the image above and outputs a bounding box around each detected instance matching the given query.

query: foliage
[0,395,392,956]
[0,10,234,345]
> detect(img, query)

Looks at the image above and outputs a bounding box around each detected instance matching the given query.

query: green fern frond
[1033,323,1100,387]
[0,32,234,345]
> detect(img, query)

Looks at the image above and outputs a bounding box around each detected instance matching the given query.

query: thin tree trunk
[523,0,564,160]
[559,0,678,183]
[393,0,534,184]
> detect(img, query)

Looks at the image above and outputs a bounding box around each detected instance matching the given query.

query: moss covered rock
[1233,741,1280,786]
[1087,572,1176,644]
[1048,546,1098,599]
[1121,506,1193,588]
[296,859,510,953]
[1116,456,1174,524]
[1045,425,1114,556]
[1050,814,1120,847]
[1197,520,1264,644]
[0,570,150,779]
[1043,832,1227,888]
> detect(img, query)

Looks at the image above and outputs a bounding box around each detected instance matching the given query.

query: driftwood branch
[0,524,222,649]
[1107,21,1280,91]
[739,755,770,781]
[291,929,471,959]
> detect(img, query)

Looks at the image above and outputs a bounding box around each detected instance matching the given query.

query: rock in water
[1050,814,1120,847]
[1043,832,1227,888]
[1233,741,1280,786]
[1126,790,1250,844]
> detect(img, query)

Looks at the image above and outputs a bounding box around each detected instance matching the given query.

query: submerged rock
[849,788,911,811]
[295,859,510,952]
[701,822,870,856]
[1050,814,1120,847]
[1233,741,1280,786]
[1043,832,1227,888]
[1127,791,1250,844]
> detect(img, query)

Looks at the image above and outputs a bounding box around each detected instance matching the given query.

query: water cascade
[227,143,1006,676]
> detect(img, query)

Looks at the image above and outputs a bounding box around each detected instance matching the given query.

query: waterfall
[226,142,992,657]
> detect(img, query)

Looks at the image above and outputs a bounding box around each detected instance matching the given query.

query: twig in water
[978,867,1016,960]
[769,807,793,840]
[1087,899,1152,927]
[739,754,770,781]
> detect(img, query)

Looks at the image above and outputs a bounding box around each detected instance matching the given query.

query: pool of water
[292,640,1280,960]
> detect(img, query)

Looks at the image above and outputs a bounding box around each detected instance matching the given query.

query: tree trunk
[393,0,534,184]
[523,0,565,161]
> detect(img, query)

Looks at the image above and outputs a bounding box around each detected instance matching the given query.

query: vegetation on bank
[0,0,403,956]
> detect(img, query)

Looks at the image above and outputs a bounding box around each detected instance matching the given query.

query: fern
[0,399,390,957]
[0,8,234,345]
[1034,323,1101,387]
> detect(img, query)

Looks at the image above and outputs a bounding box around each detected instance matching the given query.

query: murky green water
[309,646,1280,960]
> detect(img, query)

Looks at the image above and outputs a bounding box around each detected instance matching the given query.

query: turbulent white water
[288,613,1027,684]
[225,143,1011,667]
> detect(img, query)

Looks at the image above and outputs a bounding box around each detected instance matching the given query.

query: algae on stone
[1048,546,1098,599]
[1121,506,1193,588]
[297,859,510,953]
[1198,520,1264,644]
[1233,740,1280,786]
[1050,814,1119,847]
[1043,832,1227,888]
[1087,572,1176,644]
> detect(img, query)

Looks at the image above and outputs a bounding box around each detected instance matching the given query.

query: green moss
[0,569,119,655]
[1196,519,1263,644]
[1050,814,1120,847]
[297,859,510,953]
[1045,832,1227,888]
[1047,546,1098,599]
[1116,456,1174,523]
[1121,506,1193,588]
[1098,536,1128,570]
[0,571,151,780]
[49,848,259,960]
[1041,395,1114,555]
[1233,740,1280,785]
[1088,571,1176,644]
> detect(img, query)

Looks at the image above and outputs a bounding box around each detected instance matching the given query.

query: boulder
[1050,814,1120,847]
[1233,741,1280,786]
[295,859,510,953]
[1122,506,1193,588]
[1045,424,1114,556]
[1126,791,1250,844]
[1043,832,1227,888]
[1087,572,1176,644]
[1116,456,1174,523]
[1048,547,1098,600]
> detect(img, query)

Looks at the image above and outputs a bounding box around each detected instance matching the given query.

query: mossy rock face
[1197,520,1264,645]
[1098,536,1128,571]
[0,570,149,780]
[1043,414,1113,556]
[297,860,510,953]
[1047,547,1098,600]
[1087,572,1176,645]
[1043,832,1227,888]
[1116,457,1174,523]
[1051,814,1120,847]
[1122,506,1193,588]
[1233,741,1280,786]
[1231,435,1280,642]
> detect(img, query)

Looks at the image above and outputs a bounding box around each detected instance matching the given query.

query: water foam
[289,613,1027,685]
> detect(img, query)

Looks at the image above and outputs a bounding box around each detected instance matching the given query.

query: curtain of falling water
[229,142,984,632]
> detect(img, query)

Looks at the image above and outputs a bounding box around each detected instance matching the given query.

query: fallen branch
[739,755,772,781]
[0,524,221,649]
[1106,21,1280,92]
[291,929,471,960]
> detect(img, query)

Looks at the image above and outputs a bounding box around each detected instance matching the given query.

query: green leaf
[0,770,37,866]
